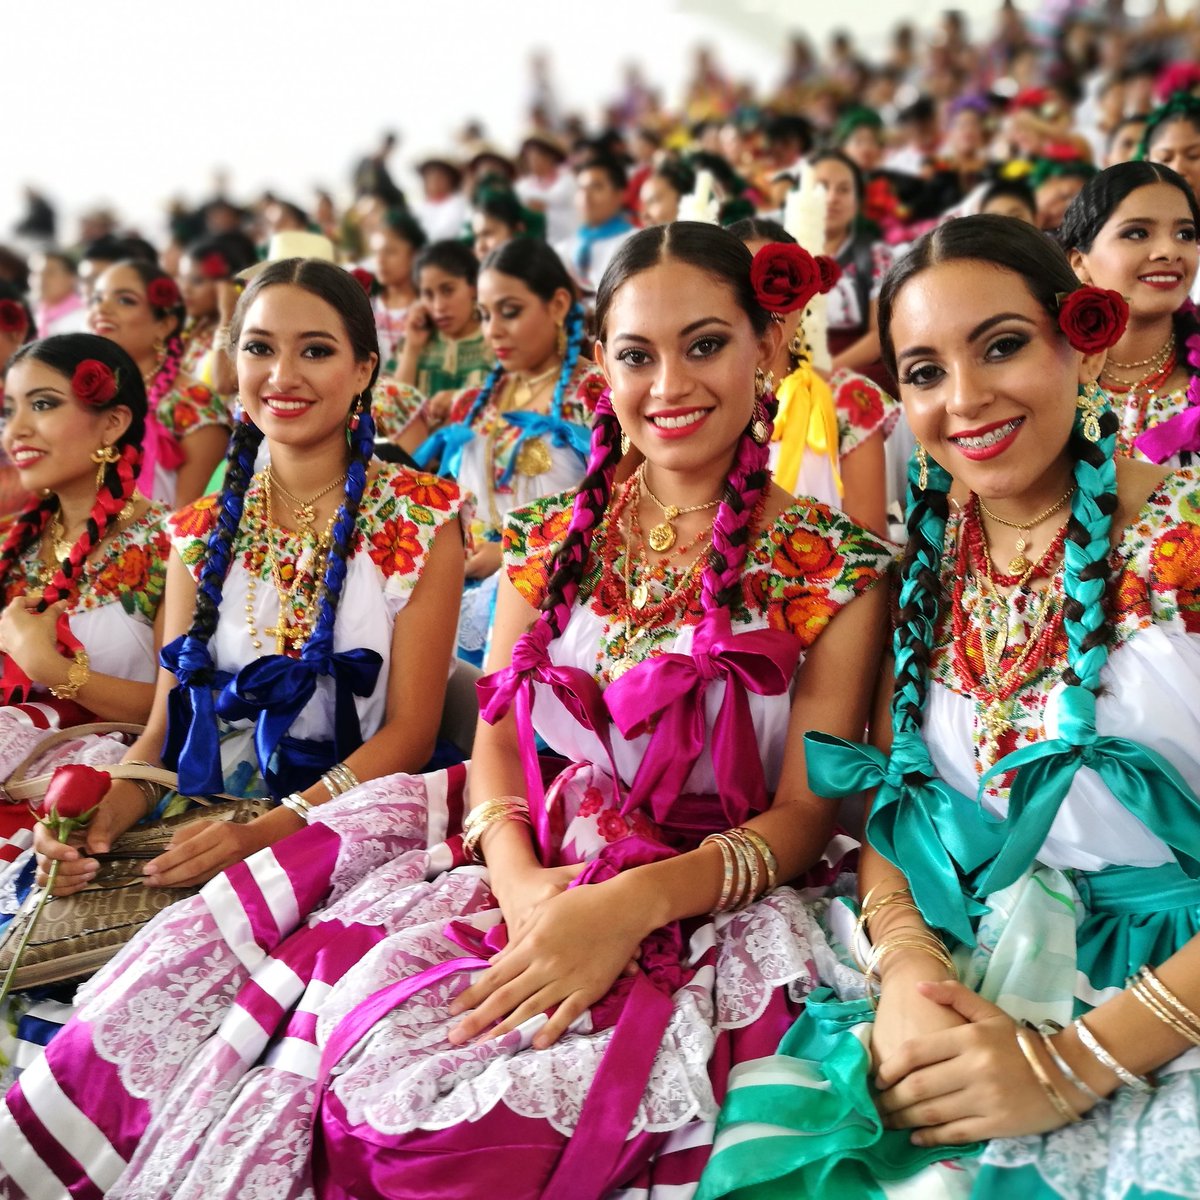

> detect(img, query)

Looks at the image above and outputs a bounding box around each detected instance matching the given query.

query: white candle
[678,169,720,225]
[784,163,831,372]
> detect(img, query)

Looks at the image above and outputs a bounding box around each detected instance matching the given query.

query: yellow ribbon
[771,362,842,497]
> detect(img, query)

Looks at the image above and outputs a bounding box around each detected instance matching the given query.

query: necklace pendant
[515,436,552,477]
[1007,552,1031,576]
[609,656,636,681]
[631,581,650,609]
[647,521,676,552]
[981,701,1013,743]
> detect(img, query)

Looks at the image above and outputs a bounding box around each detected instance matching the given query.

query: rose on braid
[350,267,376,296]
[0,299,28,334]
[814,255,842,294]
[71,360,119,406]
[750,243,822,314]
[146,277,182,310]
[1057,286,1129,353]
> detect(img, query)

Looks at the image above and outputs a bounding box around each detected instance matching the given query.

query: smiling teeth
[1141,274,1179,283]
[268,400,309,411]
[953,419,1021,450]
[650,411,707,429]
[11,452,43,463]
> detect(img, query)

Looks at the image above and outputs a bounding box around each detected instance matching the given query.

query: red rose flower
[71,359,119,407]
[200,252,229,280]
[146,277,182,310]
[750,243,821,314]
[814,255,842,294]
[39,764,110,823]
[1058,287,1129,353]
[0,299,27,334]
[350,268,376,295]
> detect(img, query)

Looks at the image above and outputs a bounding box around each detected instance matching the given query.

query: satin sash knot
[160,634,230,795]
[1133,404,1200,465]
[136,412,185,495]
[606,608,800,828]
[496,411,591,485]
[412,423,475,477]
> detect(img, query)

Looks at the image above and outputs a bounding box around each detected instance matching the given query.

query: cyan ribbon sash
[496,411,590,486]
[215,648,382,799]
[804,729,996,944]
[1134,403,1200,464]
[974,685,1200,896]
[574,215,634,273]
[606,608,800,829]
[160,634,232,796]
[412,423,475,477]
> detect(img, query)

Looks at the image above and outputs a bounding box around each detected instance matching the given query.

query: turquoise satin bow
[496,411,590,485]
[413,423,475,477]
[806,730,997,943]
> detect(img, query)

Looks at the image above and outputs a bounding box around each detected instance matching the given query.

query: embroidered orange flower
[770,526,843,583]
[391,470,457,511]
[773,588,839,646]
[1151,524,1200,631]
[836,378,885,432]
[1113,564,1152,629]
[171,399,201,434]
[369,517,423,578]
[170,495,220,541]
[524,507,572,553]
[97,544,152,595]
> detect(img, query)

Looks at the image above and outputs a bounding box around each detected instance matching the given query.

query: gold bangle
[1129,978,1200,1046]
[855,885,921,943]
[733,826,778,892]
[1136,967,1200,1042]
[1074,1017,1155,1093]
[702,833,738,914]
[726,832,758,910]
[1015,1024,1081,1125]
[461,797,531,861]
[870,934,957,980]
[49,648,90,701]
[321,762,361,800]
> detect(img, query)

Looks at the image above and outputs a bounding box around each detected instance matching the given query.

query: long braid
[302,395,376,665]
[549,302,586,419]
[146,332,184,415]
[536,396,623,638]
[0,497,57,599]
[463,362,505,429]
[39,443,141,610]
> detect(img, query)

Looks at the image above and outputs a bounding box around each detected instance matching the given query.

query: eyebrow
[612,316,733,344]
[896,312,1034,364]
[241,327,339,340]
[26,387,67,400]
[1115,216,1197,226]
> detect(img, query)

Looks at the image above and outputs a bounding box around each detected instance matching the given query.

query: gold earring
[91,443,120,489]
[1077,379,1104,443]
[915,442,929,492]
[555,323,567,359]
[620,429,630,456]
[788,331,807,365]
[750,400,770,445]
[753,367,774,399]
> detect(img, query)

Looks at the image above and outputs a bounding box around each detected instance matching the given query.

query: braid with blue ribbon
[412,363,503,477]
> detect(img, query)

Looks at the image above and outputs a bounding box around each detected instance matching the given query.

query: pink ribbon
[1134,403,1200,464]
[605,608,800,828]
[136,412,185,496]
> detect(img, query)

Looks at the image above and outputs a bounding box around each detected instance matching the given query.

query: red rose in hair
[1058,286,1129,353]
[750,243,821,314]
[71,359,119,406]
[146,277,181,310]
[350,267,376,296]
[0,299,27,334]
[200,252,229,280]
[814,255,842,294]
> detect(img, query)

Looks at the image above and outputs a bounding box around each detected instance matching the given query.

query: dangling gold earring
[1077,379,1104,443]
[750,401,770,445]
[753,367,775,399]
[555,322,567,359]
[915,442,929,492]
[620,428,630,456]
[91,443,121,489]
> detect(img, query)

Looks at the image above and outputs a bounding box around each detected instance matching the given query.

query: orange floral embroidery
[836,377,885,432]
[96,544,153,594]
[1150,524,1200,632]
[170,495,220,541]
[368,517,423,578]
[390,470,458,511]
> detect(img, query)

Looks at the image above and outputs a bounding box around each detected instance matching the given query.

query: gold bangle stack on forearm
[49,649,90,701]
[1015,1023,1082,1124]
[462,797,531,862]
[1128,965,1200,1046]
[121,760,167,818]
[851,886,956,995]
[701,827,778,914]
[855,884,922,941]
[321,762,361,800]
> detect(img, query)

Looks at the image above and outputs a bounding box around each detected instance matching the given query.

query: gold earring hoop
[1077,379,1104,443]
[915,443,929,492]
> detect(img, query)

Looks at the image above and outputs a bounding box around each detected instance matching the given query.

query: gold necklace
[1104,331,1175,372]
[502,362,561,412]
[977,485,1075,576]
[638,463,722,552]
[267,465,347,539]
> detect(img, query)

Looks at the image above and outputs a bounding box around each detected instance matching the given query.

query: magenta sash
[605,608,800,828]
[136,411,185,495]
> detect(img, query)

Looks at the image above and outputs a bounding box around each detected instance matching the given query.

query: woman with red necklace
[1059,161,1200,467]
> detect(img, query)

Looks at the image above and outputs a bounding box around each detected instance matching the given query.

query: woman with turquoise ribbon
[699,214,1200,1199]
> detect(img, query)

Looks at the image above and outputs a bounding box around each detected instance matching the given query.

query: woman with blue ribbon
[414,238,604,665]
[699,215,1200,1199]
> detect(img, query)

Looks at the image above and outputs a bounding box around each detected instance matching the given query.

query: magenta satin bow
[1134,403,1200,464]
[605,608,800,828]
[136,412,185,495]
[476,620,620,850]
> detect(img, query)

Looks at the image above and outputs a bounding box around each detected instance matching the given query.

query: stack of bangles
[462,796,531,862]
[122,761,168,818]
[852,885,957,1002]
[280,762,361,823]
[699,827,779,914]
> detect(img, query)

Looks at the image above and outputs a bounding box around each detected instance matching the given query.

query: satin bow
[136,412,185,496]
[412,423,475,478]
[1134,404,1200,464]
[805,729,996,944]
[974,685,1200,896]
[772,363,842,497]
[606,608,800,828]
[160,634,231,796]
[215,647,382,798]
[477,621,617,847]
[496,411,590,485]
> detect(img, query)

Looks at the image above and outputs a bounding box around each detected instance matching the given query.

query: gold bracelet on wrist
[732,827,778,893]
[321,762,361,800]
[1015,1024,1082,1125]
[461,797,531,862]
[49,648,90,701]
[1130,966,1200,1045]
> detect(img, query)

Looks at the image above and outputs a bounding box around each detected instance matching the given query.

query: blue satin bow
[413,423,476,478]
[496,411,590,485]
[216,647,382,798]
[160,635,232,796]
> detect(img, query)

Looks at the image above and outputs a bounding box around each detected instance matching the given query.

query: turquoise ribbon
[805,730,996,944]
[412,423,475,477]
[495,411,590,485]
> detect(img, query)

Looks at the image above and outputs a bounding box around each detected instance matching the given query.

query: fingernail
[446,1029,464,1046]
[84,860,99,872]
[142,865,156,876]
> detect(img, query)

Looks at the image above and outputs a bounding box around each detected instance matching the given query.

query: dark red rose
[199,252,229,280]
[0,299,27,334]
[350,267,376,295]
[39,764,110,823]
[814,255,842,295]
[750,243,821,314]
[146,277,182,310]
[1058,286,1129,353]
[71,359,119,406]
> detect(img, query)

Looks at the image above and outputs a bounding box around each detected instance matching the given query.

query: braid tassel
[549,303,586,419]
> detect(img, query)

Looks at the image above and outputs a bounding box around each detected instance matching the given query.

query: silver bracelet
[1073,1016,1154,1093]
[321,763,360,799]
[1035,1021,1103,1105]
[280,792,314,822]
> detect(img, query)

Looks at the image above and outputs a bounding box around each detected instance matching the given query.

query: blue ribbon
[412,423,475,477]
[160,635,232,796]
[496,411,591,486]
[215,647,382,798]
[575,215,634,273]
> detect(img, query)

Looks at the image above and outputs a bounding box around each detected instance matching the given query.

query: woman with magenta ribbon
[699,216,1200,1199]
[1059,161,1200,470]
[414,238,605,666]
[0,224,892,1196]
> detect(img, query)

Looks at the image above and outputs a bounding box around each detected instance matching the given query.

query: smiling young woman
[1060,162,1200,466]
